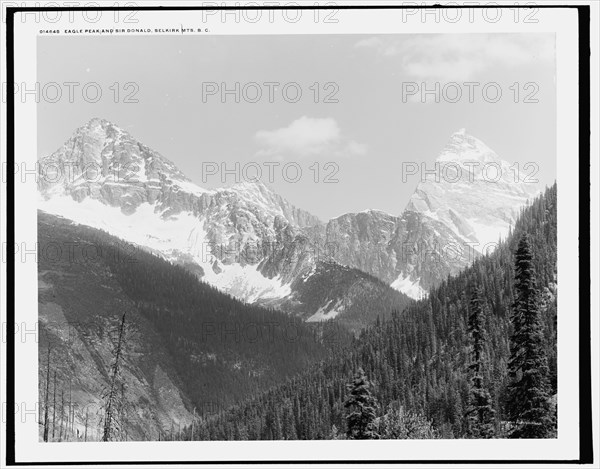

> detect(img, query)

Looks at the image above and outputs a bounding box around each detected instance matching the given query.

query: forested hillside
[189,184,557,440]
[102,233,353,410]
[38,213,352,441]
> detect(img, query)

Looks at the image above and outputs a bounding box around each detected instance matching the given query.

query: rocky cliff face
[303,208,475,299]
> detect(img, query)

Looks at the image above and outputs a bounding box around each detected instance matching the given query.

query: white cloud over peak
[255,116,367,159]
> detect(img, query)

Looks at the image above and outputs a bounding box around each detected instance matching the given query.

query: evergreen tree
[466,287,496,438]
[344,368,379,439]
[506,235,555,438]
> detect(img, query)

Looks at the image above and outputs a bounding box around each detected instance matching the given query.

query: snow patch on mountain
[38,195,291,304]
[390,272,427,300]
[208,264,291,304]
[38,195,200,256]
[466,217,509,249]
[172,178,214,196]
[306,299,344,322]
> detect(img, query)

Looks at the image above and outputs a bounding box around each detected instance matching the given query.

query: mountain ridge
[38,118,539,309]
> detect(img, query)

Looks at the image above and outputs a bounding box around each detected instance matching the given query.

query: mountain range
[38,118,539,326]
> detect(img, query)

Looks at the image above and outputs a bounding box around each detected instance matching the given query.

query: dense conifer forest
[181,184,557,440]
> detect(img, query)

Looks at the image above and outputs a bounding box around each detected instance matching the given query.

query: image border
[3,3,593,466]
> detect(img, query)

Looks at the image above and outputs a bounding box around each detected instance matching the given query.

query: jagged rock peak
[42,117,188,180]
[87,116,116,127]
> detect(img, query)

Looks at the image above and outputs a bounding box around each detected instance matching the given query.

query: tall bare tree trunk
[51,370,57,440]
[68,379,73,437]
[59,389,65,441]
[119,383,128,441]
[84,408,89,442]
[102,313,126,442]
[191,407,196,440]
[43,347,51,442]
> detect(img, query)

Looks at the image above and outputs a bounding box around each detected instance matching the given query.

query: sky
[37,33,556,221]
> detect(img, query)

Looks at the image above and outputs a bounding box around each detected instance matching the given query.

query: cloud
[354,34,554,81]
[255,116,367,159]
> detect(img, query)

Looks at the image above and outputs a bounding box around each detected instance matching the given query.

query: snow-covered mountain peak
[40,117,190,188]
[72,117,138,156]
[437,128,499,165]
[39,118,322,219]
[405,130,539,253]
